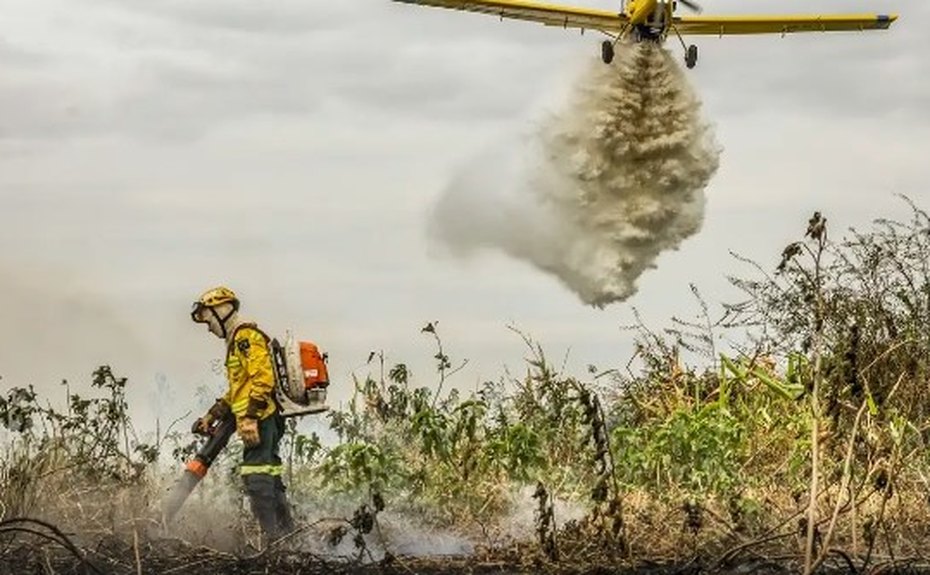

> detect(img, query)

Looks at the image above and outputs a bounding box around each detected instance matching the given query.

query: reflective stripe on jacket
[240,464,284,476]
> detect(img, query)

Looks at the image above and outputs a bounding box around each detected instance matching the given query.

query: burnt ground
[5,540,930,575]
[5,549,930,575]
[3,518,930,575]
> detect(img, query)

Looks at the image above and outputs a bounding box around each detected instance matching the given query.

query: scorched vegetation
[3,200,930,574]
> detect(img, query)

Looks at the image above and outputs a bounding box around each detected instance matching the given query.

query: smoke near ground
[161,479,577,559]
[430,43,721,307]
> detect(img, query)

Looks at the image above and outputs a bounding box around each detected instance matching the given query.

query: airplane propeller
[678,0,703,13]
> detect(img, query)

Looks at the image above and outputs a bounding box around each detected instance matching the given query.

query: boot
[249,494,284,541]
[273,477,295,533]
[244,474,288,541]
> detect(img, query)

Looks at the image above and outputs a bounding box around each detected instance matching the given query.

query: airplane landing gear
[685,44,698,68]
[601,40,615,64]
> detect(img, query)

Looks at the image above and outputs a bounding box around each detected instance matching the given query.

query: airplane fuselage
[624,0,671,41]
[602,0,697,67]
[624,0,659,26]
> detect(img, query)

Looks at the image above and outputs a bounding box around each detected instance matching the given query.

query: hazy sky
[0,0,925,429]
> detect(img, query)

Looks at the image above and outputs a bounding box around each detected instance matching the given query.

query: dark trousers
[241,412,294,540]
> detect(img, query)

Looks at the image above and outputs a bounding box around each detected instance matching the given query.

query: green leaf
[751,367,804,401]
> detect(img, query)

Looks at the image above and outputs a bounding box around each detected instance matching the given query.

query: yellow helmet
[191,286,240,323]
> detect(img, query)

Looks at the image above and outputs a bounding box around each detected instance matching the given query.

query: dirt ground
[4,541,929,575]
[4,554,927,575]
[3,517,930,575]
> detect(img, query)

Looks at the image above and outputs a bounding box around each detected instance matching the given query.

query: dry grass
[6,204,930,573]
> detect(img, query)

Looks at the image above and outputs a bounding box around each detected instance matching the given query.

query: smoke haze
[0,266,147,386]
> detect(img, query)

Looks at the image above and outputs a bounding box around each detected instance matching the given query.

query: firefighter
[189,286,295,541]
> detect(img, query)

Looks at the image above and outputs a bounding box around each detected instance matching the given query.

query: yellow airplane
[391,0,897,69]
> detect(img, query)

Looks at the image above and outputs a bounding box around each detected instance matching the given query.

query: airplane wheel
[601,40,614,64]
[685,44,698,69]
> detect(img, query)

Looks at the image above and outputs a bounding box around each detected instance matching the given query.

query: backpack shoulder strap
[226,322,271,354]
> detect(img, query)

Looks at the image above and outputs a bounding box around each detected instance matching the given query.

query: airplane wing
[391,0,628,33]
[674,14,897,36]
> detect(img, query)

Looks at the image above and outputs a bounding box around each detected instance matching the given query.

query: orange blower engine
[271,331,330,418]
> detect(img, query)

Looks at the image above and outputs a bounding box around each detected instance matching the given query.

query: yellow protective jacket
[224,323,277,421]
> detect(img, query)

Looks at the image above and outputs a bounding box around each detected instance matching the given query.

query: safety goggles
[190,301,209,324]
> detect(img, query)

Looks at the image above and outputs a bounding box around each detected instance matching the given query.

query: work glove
[192,398,231,436]
[237,417,260,448]
[191,417,211,436]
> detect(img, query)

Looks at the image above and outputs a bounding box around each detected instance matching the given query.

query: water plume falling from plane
[429,43,721,307]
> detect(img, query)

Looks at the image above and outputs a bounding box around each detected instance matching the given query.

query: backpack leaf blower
[162,332,330,523]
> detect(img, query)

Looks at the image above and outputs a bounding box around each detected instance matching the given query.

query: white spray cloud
[429,43,721,307]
